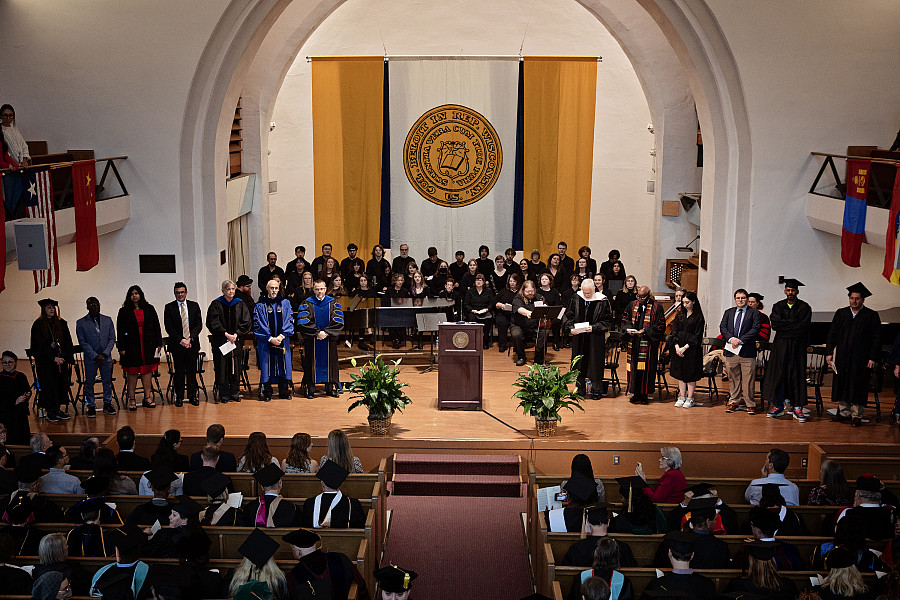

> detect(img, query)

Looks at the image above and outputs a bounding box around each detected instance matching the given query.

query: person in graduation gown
[0,351,31,446]
[254,279,295,401]
[374,564,417,600]
[567,536,635,600]
[144,496,207,559]
[127,467,178,528]
[547,472,599,533]
[665,482,739,535]
[284,528,370,600]
[537,272,564,351]
[722,541,799,600]
[734,506,805,571]
[563,278,614,398]
[812,514,889,573]
[640,531,717,600]
[561,505,637,568]
[668,291,705,408]
[64,475,124,525]
[826,282,881,427]
[757,484,809,537]
[1,463,65,524]
[226,531,290,599]
[610,476,667,535]
[89,526,152,600]
[207,279,252,403]
[30,298,75,422]
[763,278,812,421]
[622,286,666,405]
[199,471,242,526]
[511,280,549,367]
[242,463,300,528]
[66,497,121,558]
[807,546,879,600]
[0,493,47,556]
[0,529,32,595]
[652,498,729,569]
[296,279,344,398]
[494,274,522,354]
[835,475,894,541]
[301,461,366,529]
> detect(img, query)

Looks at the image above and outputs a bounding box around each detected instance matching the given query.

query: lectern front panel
[438,323,483,410]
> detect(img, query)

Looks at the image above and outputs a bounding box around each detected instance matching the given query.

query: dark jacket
[116,304,162,368]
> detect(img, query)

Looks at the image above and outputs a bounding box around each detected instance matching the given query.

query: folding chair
[805,345,828,417]
[695,337,723,404]
[602,331,622,397]
[753,340,771,409]
[655,336,672,397]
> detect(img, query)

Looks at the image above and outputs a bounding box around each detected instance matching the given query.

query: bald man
[622,286,666,404]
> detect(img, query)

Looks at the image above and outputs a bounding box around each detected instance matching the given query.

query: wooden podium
[437,323,483,410]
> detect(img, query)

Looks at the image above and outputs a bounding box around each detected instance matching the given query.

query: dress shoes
[515,358,526,367]
[830,414,850,423]
[175,398,183,407]
[189,397,200,406]
[306,386,315,399]
[852,417,863,427]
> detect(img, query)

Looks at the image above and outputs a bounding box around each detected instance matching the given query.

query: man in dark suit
[115,426,152,472]
[75,297,118,417]
[188,423,237,472]
[720,288,762,414]
[183,446,219,497]
[164,282,203,407]
[18,432,52,472]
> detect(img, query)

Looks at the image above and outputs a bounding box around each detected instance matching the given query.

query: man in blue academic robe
[297,279,344,398]
[254,279,295,400]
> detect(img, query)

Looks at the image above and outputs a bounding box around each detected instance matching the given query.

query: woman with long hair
[560,454,606,503]
[366,244,391,283]
[410,270,430,299]
[283,432,318,474]
[669,291,705,408]
[320,429,363,473]
[809,459,852,506]
[30,299,75,422]
[537,272,563,351]
[227,531,288,600]
[612,275,637,321]
[151,429,189,472]
[490,255,509,294]
[808,547,874,599]
[569,538,634,600]
[328,274,348,298]
[237,432,279,473]
[464,273,495,350]
[723,541,798,600]
[547,253,564,290]
[92,448,136,495]
[116,285,162,411]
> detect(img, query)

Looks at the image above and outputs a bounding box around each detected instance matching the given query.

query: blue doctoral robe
[297,294,344,384]
[254,296,294,383]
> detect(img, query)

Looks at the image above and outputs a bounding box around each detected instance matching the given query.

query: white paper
[724,341,741,355]
[655,569,664,579]
[537,485,562,512]
[548,507,567,532]
[654,295,669,301]
[149,520,162,537]
[20,565,34,575]
[227,492,243,509]
[557,307,566,321]
[809,576,822,586]
[573,322,590,334]
[626,328,638,334]
[105,501,117,511]
[534,301,545,307]
[219,340,237,355]
[877,570,888,579]
[502,303,513,311]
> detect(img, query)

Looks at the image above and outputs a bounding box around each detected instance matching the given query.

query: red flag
[25,167,58,292]
[72,160,98,271]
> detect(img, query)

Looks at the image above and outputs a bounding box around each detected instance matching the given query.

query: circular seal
[403,104,503,207]
[451,331,470,349]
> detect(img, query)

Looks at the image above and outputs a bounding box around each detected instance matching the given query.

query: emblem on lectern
[452,331,470,349]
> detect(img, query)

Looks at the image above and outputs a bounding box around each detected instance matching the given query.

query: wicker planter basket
[368,415,393,436]
[535,418,557,437]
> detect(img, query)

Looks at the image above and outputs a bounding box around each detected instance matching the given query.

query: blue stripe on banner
[512,59,525,251]
[842,195,867,235]
[379,60,391,249]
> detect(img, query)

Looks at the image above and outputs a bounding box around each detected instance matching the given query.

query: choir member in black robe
[826,282,881,426]
[494,274,522,353]
[0,351,30,445]
[475,245,493,277]
[127,467,177,528]
[206,280,252,403]
[563,279,614,398]
[296,280,344,397]
[640,531,717,600]
[511,281,548,367]
[366,245,391,283]
[242,463,299,527]
[301,461,365,529]
[561,505,637,567]
[763,278,812,419]
[622,287,665,404]
[284,528,369,600]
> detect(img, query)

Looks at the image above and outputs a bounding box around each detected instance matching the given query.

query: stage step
[391,453,522,497]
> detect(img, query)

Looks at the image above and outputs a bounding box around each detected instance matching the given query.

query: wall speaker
[14,219,49,271]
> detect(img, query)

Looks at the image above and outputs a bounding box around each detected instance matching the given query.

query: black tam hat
[782,278,804,288]
[846,282,872,298]
[37,298,58,308]
[253,463,285,488]
[238,528,280,568]
[374,565,418,593]
[316,460,349,490]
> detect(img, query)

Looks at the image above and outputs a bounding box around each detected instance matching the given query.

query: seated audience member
[71,436,100,471]
[64,475,123,525]
[255,279,295,401]
[0,352,31,446]
[756,483,809,536]
[568,537,634,600]
[0,126,20,171]
[722,540,798,600]
[835,475,894,541]
[19,432,53,472]
[807,546,877,600]
[189,423,238,472]
[581,576,611,600]
[653,498,729,569]
[301,461,366,529]
[238,431,281,473]
[321,429,363,474]
[547,472,599,533]
[0,531,31,594]
[173,528,222,598]
[1,463,64,523]
[737,506,805,570]
[510,280,548,367]
[744,448,800,506]
[640,531,717,600]
[89,526,151,599]
[666,482,738,534]
[1,105,30,167]
[115,425,152,472]
[92,448,137,495]
[227,529,289,600]
[374,564,417,600]
[561,454,606,504]
[144,496,206,558]
[151,429,190,473]
[40,445,84,495]
[635,446,687,504]
[243,463,300,527]
[609,476,667,534]
[0,444,15,494]
[561,505,637,568]
[31,572,72,600]
[199,471,241,526]
[283,432,318,474]
[809,459,853,506]
[813,516,888,573]
[283,528,369,600]
[0,493,47,555]
[66,497,119,557]
[183,446,221,497]
[129,467,178,527]
[33,531,90,595]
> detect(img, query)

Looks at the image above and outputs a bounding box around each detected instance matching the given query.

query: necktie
[180,302,190,339]
[734,308,744,335]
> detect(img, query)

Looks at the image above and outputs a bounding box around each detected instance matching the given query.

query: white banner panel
[389,58,518,263]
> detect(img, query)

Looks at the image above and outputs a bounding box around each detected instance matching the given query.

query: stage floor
[31,342,900,447]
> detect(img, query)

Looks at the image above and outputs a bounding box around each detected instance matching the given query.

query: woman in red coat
[116,285,162,410]
[635,446,687,504]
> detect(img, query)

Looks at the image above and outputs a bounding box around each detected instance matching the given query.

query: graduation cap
[316,460,349,490]
[238,528,280,568]
[748,506,781,533]
[663,530,695,555]
[200,471,232,498]
[74,496,109,520]
[824,546,857,570]
[374,565,418,593]
[686,497,717,521]
[564,471,596,503]
[15,462,42,484]
[253,463,285,489]
[847,282,872,298]
[744,540,780,561]
[615,476,647,513]
[856,474,882,492]
[782,278,804,289]
[171,495,203,518]
[747,292,764,302]
[233,581,273,600]
[37,298,58,308]
[585,505,609,526]
[81,476,110,496]
[283,528,320,549]
[682,482,715,497]
[145,466,177,491]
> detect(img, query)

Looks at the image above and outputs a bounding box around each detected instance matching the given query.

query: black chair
[694,337,723,404]
[72,344,121,414]
[805,345,828,417]
[603,332,622,397]
[196,350,209,402]
[753,340,771,409]
[25,347,76,417]
[867,357,885,422]
[655,335,672,397]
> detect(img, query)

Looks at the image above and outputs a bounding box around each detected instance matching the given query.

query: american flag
[24,167,58,292]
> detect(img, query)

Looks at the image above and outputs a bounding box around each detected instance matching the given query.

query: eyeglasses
[0,114,13,119]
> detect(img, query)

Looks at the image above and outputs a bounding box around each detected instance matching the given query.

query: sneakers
[725,403,738,413]
[675,396,685,407]
[682,397,695,408]
[792,407,808,423]
[103,404,117,416]
[86,406,97,418]
[56,411,71,421]
[767,406,785,418]
[46,412,59,423]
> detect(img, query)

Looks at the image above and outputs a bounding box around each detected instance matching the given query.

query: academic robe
[254,295,294,384]
[301,492,366,529]
[67,523,120,557]
[560,535,637,567]
[732,539,805,570]
[296,294,344,385]
[563,291,614,394]
[241,493,299,527]
[668,311,705,383]
[29,315,75,410]
[91,562,152,600]
[0,524,46,555]
[65,496,123,525]
[842,505,894,541]
[651,530,730,569]
[826,305,881,406]
[127,499,174,527]
[622,299,666,397]
[640,572,717,600]
[722,575,798,600]
[665,500,739,534]
[0,565,31,595]
[763,298,812,406]
[200,502,242,526]
[287,550,370,600]
[0,490,64,524]
[206,295,252,398]
[567,568,635,600]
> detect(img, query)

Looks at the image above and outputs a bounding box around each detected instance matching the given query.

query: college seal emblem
[403,104,502,207]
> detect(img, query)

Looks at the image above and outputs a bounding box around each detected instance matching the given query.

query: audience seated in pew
[808,546,879,600]
[834,475,895,542]
[321,429,364,474]
[282,432,319,474]
[0,530,32,594]
[808,459,853,507]
[199,471,242,527]
[128,467,178,528]
[301,461,366,530]
[548,471,600,533]
[64,475,123,525]
[652,498,729,570]
[143,496,206,559]
[610,477,667,535]
[70,436,100,472]
[89,525,152,599]
[19,433,52,473]
[567,537,635,600]
[150,429,190,474]
[745,448,800,507]
[115,426,152,472]
[237,431,281,473]
[283,527,369,600]
[733,507,805,571]
[93,448,138,495]
[755,483,809,537]
[33,532,91,596]
[561,454,606,505]
[639,531,717,600]
[226,528,289,600]
[812,516,888,574]
[0,444,15,495]
[183,446,221,497]
[66,496,120,558]
[30,571,71,600]
[665,482,739,535]
[242,463,300,528]
[561,505,637,568]
[1,463,64,524]
[1,494,47,556]
[39,445,83,496]
[720,540,798,600]
[189,423,238,473]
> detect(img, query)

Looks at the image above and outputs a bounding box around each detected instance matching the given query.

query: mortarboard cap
[616,476,647,513]
[74,496,108,518]
[664,530,696,555]
[846,282,872,298]
[145,467,177,491]
[856,474,882,492]
[748,506,781,533]
[748,292,764,301]
[564,472,596,503]
[15,462,42,484]
[236,275,254,287]
[686,497,717,521]
[585,505,609,526]
[238,528,280,568]
[824,546,856,570]
[682,482,715,497]
[37,299,58,308]
[233,581,273,600]
[171,495,203,518]
[374,565,418,593]
[782,278,804,288]
[316,460,349,490]
[283,528,320,548]
[81,476,110,496]
[744,540,780,561]
[253,463,285,489]
[200,471,232,498]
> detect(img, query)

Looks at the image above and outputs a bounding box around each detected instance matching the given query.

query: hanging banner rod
[306,55,602,63]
